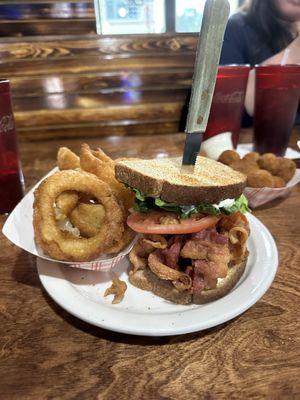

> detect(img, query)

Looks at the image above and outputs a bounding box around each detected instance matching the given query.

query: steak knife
[181,0,230,173]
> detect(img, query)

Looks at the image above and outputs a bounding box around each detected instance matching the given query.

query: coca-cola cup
[203,65,250,148]
[254,64,300,156]
[0,79,24,214]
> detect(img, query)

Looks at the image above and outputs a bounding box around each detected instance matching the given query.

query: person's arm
[245,35,300,116]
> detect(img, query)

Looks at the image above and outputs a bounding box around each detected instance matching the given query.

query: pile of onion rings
[33,144,135,262]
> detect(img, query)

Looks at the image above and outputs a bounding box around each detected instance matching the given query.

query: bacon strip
[192,270,205,295]
[142,234,168,252]
[129,241,148,274]
[219,212,250,235]
[191,228,228,245]
[161,236,182,270]
[148,251,192,291]
[180,239,211,260]
[229,227,248,245]
[228,227,249,264]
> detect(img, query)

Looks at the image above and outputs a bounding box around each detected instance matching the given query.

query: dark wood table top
[1,128,300,399]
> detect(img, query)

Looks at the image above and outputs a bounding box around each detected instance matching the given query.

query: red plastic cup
[0,80,24,214]
[254,64,300,156]
[204,65,250,148]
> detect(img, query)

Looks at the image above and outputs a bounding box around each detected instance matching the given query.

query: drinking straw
[281,48,290,65]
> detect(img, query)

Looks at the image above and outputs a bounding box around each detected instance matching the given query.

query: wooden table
[1,129,299,399]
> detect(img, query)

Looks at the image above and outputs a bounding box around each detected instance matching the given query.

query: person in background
[220,0,300,120]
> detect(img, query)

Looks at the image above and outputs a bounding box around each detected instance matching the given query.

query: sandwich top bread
[115,156,250,305]
[115,156,247,204]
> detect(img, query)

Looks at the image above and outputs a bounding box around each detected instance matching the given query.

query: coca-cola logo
[0,114,14,133]
[213,91,244,104]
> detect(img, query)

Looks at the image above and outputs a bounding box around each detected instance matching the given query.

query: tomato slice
[127,211,220,234]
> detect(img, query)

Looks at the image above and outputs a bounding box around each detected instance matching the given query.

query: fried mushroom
[276,158,296,182]
[218,150,240,165]
[272,176,286,188]
[230,159,259,176]
[243,152,260,163]
[257,153,280,175]
[247,170,274,188]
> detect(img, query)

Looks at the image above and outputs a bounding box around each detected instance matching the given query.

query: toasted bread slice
[128,259,247,305]
[129,268,192,305]
[192,259,247,304]
[115,156,246,204]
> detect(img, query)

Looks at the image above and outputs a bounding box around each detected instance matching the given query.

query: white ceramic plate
[37,214,278,336]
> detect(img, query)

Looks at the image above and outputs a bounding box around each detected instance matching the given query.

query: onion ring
[80,143,134,210]
[55,191,79,219]
[69,203,106,238]
[33,170,124,261]
[107,226,136,254]
[57,147,80,170]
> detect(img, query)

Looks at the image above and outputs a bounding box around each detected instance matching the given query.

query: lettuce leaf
[132,189,250,218]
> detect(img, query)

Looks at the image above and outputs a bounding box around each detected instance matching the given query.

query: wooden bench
[0,0,198,141]
[0,33,197,140]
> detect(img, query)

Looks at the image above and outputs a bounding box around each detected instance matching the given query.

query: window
[176,0,239,33]
[95,0,166,35]
[94,0,241,35]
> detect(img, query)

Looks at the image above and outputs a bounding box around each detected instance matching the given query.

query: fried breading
[55,191,79,218]
[57,147,80,170]
[69,203,106,238]
[258,153,280,175]
[276,158,296,182]
[80,143,134,210]
[247,170,274,188]
[104,276,127,304]
[218,150,240,165]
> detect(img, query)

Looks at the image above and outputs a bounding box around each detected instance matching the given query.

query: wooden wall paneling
[0,35,198,61]
[0,0,93,3]
[15,101,183,128]
[0,20,97,36]
[16,121,180,141]
[0,54,196,77]
[10,69,193,96]
[0,33,196,139]
[12,89,188,111]
[0,0,96,36]
[0,3,95,20]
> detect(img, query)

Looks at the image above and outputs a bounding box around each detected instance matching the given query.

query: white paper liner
[2,168,138,271]
[244,169,300,208]
[235,145,300,208]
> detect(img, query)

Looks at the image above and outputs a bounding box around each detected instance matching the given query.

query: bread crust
[115,158,246,204]
[160,181,246,205]
[128,258,247,305]
[192,259,247,304]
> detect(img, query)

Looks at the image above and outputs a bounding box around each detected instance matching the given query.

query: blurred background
[0,0,242,36]
[0,0,245,140]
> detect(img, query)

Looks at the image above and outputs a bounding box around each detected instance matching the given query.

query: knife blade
[181,0,230,174]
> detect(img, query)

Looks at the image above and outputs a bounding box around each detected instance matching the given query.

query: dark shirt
[220,12,274,67]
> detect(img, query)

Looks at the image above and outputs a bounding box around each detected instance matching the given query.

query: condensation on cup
[0,79,24,214]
